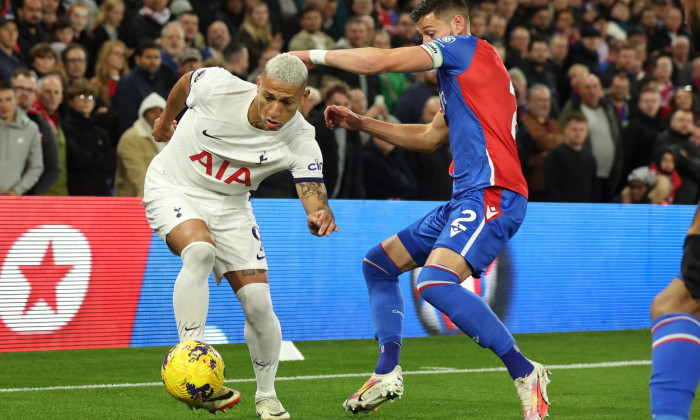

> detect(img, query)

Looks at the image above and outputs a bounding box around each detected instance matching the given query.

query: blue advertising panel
[131,200,694,347]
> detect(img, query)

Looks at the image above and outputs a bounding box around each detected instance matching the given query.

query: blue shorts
[397,187,527,277]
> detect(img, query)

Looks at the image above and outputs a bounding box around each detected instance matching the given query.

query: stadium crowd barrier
[0,196,692,352]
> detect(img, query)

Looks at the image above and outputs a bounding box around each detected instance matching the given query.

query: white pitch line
[0,360,651,393]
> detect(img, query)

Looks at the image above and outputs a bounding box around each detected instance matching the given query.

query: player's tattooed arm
[295,181,338,236]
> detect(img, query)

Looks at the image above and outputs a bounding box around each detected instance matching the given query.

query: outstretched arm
[295,181,338,237]
[290,45,434,75]
[324,105,449,153]
[152,71,193,142]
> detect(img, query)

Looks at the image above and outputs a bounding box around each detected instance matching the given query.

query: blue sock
[500,345,534,379]
[363,244,404,374]
[376,342,401,374]
[650,313,700,420]
[418,264,525,377]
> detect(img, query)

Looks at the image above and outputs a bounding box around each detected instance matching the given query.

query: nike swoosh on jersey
[202,130,223,140]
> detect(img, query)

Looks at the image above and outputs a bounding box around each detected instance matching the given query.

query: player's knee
[363,244,402,279]
[417,265,460,303]
[237,283,275,321]
[181,241,216,270]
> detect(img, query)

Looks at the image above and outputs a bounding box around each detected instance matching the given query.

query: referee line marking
[0,360,651,393]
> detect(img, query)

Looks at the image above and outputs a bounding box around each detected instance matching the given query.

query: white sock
[173,241,216,342]
[236,282,281,401]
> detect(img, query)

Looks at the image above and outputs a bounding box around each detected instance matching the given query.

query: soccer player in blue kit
[291,0,550,418]
[648,2,700,419]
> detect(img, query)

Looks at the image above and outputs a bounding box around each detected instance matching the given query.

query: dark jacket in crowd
[114,66,177,136]
[62,108,115,196]
[308,111,365,199]
[403,143,453,201]
[25,111,60,195]
[362,140,417,200]
[622,111,666,178]
[655,128,700,204]
[544,143,598,203]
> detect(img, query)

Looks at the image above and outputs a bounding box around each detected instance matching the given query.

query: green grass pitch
[1,330,698,419]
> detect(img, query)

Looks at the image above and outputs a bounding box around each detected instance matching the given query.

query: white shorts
[142,168,267,284]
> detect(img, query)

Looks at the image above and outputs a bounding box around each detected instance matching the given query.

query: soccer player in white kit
[143,54,338,419]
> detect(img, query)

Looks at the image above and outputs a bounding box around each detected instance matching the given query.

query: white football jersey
[148,67,323,196]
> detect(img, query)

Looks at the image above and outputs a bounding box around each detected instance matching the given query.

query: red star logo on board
[20,242,74,315]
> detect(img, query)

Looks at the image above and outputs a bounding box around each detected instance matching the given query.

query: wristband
[309,49,328,65]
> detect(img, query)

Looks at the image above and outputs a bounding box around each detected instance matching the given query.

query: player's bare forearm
[325,105,449,153]
[291,46,434,75]
[296,181,338,236]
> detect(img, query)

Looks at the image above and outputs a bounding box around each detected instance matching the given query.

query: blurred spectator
[40,0,63,31]
[89,0,125,55]
[62,80,115,196]
[177,47,203,76]
[546,33,570,108]
[114,39,176,136]
[522,37,559,117]
[288,3,335,87]
[529,6,551,40]
[223,41,249,79]
[622,88,665,178]
[215,0,245,38]
[655,109,700,204]
[553,8,577,44]
[509,67,528,114]
[369,29,406,113]
[91,40,128,107]
[393,69,438,124]
[362,134,416,200]
[468,10,487,39]
[544,111,597,202]
[178,10,205,50]
[28,42,58,77]
[12,68,60,195]
[237,1,282,75]
[402,96,453,201]
[375,0,398,34]
[246,45,277,82]
[319,0,346,42]
[122,0,173,49]
[0,15,27,81]
[505,26,529,69]
[688,57,700,97]
[601,43,639,97]
[65,2,90,47]
[61,43,89,86]
[348,87,394,145]
[671,35,692,85]
[16,0,52,60]
[308,79,365,198]
[202,20,231,61]
[605,72,632,128]
[648,6,688,55]
[668,86,699,117]
[650,149,682,203]
[566,25,601,76]
[335,15,368,49]
[653,54,676,107]
[484,13,507,45]
[559,74,623,201]
[30,72,67,195]
[607,1,630,41]
[158,21,186,78]
[299,86,321,118]
[0,80,43,196]
[517,85,565,202]
[49,17,74,59]
[63,0,98,28]
[115,92,165,196]
[612,166,671,204]
[392,9,419,48]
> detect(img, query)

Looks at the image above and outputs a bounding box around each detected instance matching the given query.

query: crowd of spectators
[2,0,700,204]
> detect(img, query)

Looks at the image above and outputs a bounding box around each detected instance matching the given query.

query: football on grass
[161,340,226,404]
